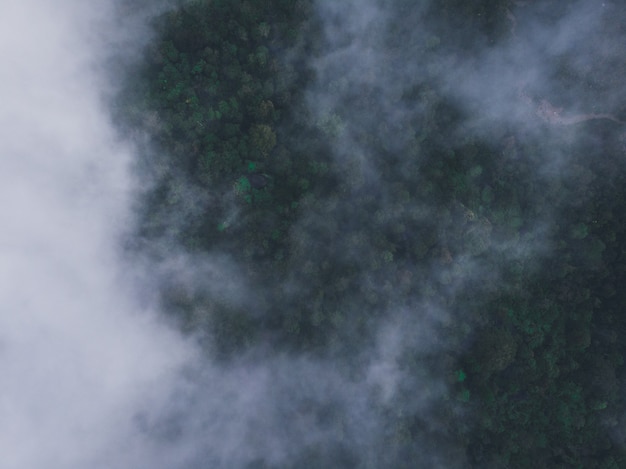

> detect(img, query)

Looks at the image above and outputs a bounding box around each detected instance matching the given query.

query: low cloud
[0,1,196,468]
[5,0,625,467]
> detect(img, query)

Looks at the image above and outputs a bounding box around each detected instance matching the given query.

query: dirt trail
[535,98,624,125]
[508,6,624,126]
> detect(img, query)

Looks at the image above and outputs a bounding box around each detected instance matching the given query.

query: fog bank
[0,1,196,468]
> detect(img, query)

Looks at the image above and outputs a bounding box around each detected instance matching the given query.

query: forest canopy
[115,0,626,467]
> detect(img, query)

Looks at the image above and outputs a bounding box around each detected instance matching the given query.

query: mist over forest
[3,0,626,467]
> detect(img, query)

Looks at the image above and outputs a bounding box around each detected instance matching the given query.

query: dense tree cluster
[117,0,332,261]
[116,0,626,467]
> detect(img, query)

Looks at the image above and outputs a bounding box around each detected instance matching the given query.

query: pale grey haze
[2,0,625,468]
[0,1,197,468]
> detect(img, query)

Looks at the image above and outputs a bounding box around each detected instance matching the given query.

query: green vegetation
[116,0,626,466]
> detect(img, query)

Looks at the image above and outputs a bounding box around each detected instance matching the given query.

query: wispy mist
[4,0,626,467]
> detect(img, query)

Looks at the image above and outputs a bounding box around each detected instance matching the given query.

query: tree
[250,123,276,157]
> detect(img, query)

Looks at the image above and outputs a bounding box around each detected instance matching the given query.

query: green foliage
[457,388,471,402]
[116,0,626,466]
[234,176,252,201]
[249,123,276,157]
[570,222,589,239]
[317,112,345,138]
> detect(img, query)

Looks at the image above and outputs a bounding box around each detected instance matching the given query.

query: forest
[114,0,626,467]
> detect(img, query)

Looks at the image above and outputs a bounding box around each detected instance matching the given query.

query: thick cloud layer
[0,1,197,468]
